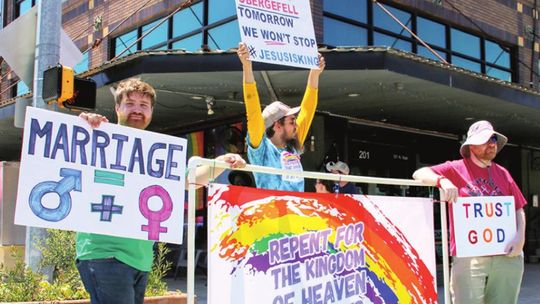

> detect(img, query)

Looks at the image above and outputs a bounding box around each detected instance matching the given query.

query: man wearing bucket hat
[326,160,360,194]
[413,120,526,304]
[237,42,325,191]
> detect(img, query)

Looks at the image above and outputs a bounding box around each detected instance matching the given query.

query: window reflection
[208,0,236,24]
[417,17,445,48]
[417,46,446,62]
[74,52,89,74]
[208,20,241,50]
[452,55,481,73]
[373,4,411,37]
[173,2,203,38]
[16,81,30,97]
[172,34,203,51]
[486,67,511,81]
[323,0,367,23]
[114,29,138,58]
[141,18,168,50]
[17,0,33,17]
[485,40,510,68]
[451,28,480,58]
[321,1,514,82]
[323,17,367,47]
[374,32,412,52]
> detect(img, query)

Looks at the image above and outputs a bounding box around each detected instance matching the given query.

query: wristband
[436,176,446,188]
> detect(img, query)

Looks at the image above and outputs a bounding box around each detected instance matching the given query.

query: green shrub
[0,229,174,301]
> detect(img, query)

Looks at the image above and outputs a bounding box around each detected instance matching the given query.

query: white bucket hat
[460,120,508,158]
[326,161,350,175]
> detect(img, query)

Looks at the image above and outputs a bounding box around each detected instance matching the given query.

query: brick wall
[1,0,540,101]
[390,0,539,86]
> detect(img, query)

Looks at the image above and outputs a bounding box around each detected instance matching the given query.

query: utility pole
[25,0,61,272]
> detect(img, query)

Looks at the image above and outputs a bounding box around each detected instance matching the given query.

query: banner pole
[186,156,202,304]
[439,190,451,304]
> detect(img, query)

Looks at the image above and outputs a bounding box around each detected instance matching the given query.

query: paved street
[167,262,540,303]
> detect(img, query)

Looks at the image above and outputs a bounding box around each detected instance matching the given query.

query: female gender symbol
[139,185,173,240]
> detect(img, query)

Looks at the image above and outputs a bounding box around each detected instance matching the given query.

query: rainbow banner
[208,184,437,304]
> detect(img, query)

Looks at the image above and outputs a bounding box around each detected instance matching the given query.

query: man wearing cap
[237,42,325,191]
[326,161,360,194]
[413,120,526,304]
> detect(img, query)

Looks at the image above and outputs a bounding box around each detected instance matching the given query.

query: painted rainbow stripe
[209,185,437,303]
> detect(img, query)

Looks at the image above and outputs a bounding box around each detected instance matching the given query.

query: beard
[285,137,302,153]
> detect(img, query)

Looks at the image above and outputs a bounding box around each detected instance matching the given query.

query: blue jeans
[76,258,149,304]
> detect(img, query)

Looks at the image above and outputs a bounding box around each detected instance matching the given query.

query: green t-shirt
[76,232,154,272]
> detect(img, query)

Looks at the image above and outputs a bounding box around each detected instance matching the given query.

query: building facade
[2,0,540,259]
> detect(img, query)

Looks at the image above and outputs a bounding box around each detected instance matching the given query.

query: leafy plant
[146,242,173,296]
[0,229,174,301]
[0,249,43,302]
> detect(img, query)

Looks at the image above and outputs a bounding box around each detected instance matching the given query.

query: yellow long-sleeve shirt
[243,82,318,148]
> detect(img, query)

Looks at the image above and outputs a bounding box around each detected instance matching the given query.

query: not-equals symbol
[94,170,125,186]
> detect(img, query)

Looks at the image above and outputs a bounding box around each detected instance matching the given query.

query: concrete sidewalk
[166,262,540,303]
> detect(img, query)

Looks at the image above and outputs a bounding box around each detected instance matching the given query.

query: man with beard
[237,42,325,191]
[76,78,245,304]
[413,120,526,304]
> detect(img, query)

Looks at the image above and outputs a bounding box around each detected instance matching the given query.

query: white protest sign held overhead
[235,0,319,69]
[15,107,187,244]
[453,196,516,257]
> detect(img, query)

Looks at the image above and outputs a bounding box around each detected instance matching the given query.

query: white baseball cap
[262,101,300,129]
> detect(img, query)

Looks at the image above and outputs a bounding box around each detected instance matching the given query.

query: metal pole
[439,196,451,304]
[25,0,61,272]
[186,159,199,304]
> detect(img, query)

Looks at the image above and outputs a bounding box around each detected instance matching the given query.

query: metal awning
[1,46,540,160]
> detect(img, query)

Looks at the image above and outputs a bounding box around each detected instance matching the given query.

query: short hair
[265,116,286,138]
[114,78,156,106]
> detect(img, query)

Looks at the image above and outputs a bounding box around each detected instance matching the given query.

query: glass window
[417,17,445,48]
[16,81,30,96]
[0,0,4,29]
[74,52,89,74]
[173,2,204,38]
[172,33,203,51]
[208,20,241,50]
[141,18,168,50]
[452,55,481,73]
[208,0,236,24]
[323,17,367,47]
[373,4,411,37]
[485,40,510,68]
[374,32,412,52]
[486,66,511,81]
[417,46,446,62]
[17,0,33,17]
[323,0,367,23]
[451,28,480,58]
[114,29,138,58]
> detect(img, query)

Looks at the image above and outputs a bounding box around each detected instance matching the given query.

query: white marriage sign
[15,107,187,244]
[453,196,516,257]
[235,0,319,69]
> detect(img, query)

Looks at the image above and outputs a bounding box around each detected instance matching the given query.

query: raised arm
[296,54,325,145]
[237,43,265,148]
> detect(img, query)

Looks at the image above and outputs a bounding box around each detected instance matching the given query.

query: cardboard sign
[208,185,437,303]
[15,107,187,244]
[235,0,319,69]
[453,196,516,257]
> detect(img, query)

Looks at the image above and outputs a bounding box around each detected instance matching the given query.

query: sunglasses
[488,135,498,144]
